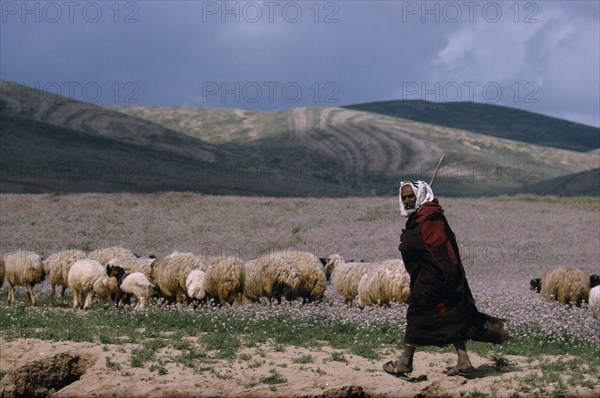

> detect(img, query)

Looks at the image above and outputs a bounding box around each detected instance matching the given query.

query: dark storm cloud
[1,1,598,126]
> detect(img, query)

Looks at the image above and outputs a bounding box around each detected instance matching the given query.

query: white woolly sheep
[204,256,245,306]
[105,257,157,307]
[67,258,119,310]
[106,256,155,291]
[119,272,156,310]
[0,257,5,289]
[275,250,327,303]
[198,255,229,266]
[357,259,411,308]
[42,249,87,304]
[589,285,600,309]
[106,257,154,276]
[244,254,302,305]
[150,252,210,306]
[323,254,376,307]
[541,266,589,306]
[87,246,137,266]
[186,269,207,301]
[3,250,45,306]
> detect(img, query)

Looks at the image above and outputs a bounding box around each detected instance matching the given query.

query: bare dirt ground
[1,337,598,398]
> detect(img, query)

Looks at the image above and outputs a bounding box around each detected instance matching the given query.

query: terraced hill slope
[0,81,351,196]
[112,105,598,196]
[344,100,600,152]
[2,80,597,196]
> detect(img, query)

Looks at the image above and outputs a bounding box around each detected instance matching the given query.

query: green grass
[130,347,155,368]
[248,360,263,369]
[491,353,510,370]
[203,331,241,360]
[259,369,287,385]
[330,352,348,363]
[149,360,168,375]
[1,303,598,368]
[462,389,489,398]
[292,355,314,364]
[174,347,209,368]
[105,356,122,371]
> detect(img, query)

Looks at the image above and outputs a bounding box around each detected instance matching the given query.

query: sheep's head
[323,254,343,279]
[37,258,47,282]
[530,278,541,293]
[186,270,207,300]
[106,277,120,295]
[106,264,126,286]
[41,258,52,276]
[590,274,600,289]
[149,259,159,280]
[106,257,119,268]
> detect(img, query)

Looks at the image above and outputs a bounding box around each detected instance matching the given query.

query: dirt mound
[416,381,452,398]
[0,352,93,398]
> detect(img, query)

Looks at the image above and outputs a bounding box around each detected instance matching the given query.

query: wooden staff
[429,154,445,187]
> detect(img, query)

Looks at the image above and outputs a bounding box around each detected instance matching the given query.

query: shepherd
[383,162,512,378]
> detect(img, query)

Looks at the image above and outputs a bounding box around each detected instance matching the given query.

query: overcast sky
[1,0,599,127]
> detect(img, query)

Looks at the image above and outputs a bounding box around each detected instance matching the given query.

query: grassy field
[1,193,599,396]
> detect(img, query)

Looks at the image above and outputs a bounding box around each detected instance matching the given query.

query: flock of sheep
[1,246,598,311]
[0,247,411,310]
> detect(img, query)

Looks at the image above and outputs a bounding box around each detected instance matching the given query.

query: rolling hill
[0,81,355,196]
[111,105,598,196]
[344,100,599,152]
[2,80,598,196]
[517,168,600,196]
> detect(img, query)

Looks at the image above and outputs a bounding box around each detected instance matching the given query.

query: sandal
[383,360,413,375]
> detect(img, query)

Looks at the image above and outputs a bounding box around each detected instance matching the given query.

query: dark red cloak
[399,199,512,346]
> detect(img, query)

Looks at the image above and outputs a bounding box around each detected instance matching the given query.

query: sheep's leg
[27,284,37,307]
[73,290,79,308]
[138,296,146,310]
[176,293,185,309]
[80,292,87,308]
[274,294,282,305]
[50,284,56,304]
[7,286,14,306]
[236,293,244,306]
[22,287,31,305]
[115,291,124,308]
[83,292,94,310]
[60,285,67,305]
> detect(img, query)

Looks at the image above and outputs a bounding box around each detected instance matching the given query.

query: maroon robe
[399,199,511,346]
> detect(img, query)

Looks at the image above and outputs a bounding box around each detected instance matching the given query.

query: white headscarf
[399,180,435,218]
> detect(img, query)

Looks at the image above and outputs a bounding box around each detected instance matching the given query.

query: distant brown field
[1,193,598,281]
